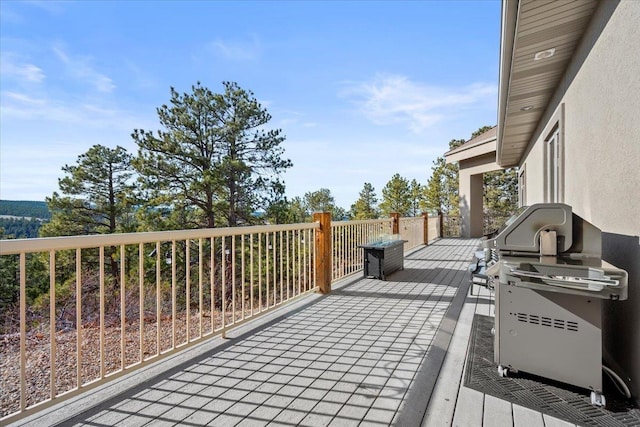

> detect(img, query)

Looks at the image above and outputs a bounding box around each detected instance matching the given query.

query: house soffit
[497,0,598,167]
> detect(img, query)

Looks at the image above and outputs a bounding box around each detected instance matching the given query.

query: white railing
[0,223,318,422]
[330,219,394,282]
[0,214,432,423]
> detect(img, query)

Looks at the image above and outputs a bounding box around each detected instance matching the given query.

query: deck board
[452,386,484,426]
[512,404,545,427]
[421,291,478,426]
[483,394,513,427]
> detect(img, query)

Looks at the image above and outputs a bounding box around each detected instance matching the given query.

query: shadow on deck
[12,238,479,427]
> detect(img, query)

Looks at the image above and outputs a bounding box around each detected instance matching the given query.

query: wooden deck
[8,239,577,427]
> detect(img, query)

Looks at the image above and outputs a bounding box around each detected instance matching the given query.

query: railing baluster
[221,238,226,333]
[171,241,176,350]
[211,237,215,332]
[305,230,316,291]
[298,230,301,292]
[241,235,245,321]
[250,234,254,317]
[306,229,310,292]
[280,230,283,305]
[120,245,125,369]
[76,248,82,386]
[50,250,57,398]
[313,229,317,290]
[286,231,290,300]
[272,233,276,306]
[266,232,270,309]
[156,242,161,356]
[139,243,144,362]
[232,235,236,324]
[19,252,26,412]
[199,238,203,339]
[99,247,105,378]
[186,240,190,343]
[258,233,262,312]
[291,231,296,297]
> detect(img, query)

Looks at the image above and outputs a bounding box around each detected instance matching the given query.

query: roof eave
[496,0,519,168]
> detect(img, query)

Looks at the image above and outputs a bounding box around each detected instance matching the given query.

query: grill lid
[486,204,574,254]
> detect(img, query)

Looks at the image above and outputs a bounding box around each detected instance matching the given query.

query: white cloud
[0,89,148,133]
[3,91,46,105]
[52,44,116,93]
[340,74,497,133]
[209,35,261,61]
[0,53,46,83]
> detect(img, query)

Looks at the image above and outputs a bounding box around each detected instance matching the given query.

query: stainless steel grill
[469,203,628,407]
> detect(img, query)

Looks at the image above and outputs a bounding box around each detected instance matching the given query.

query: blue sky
[0,0,500,209]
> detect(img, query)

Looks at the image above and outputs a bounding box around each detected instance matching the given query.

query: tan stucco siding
[562,0,640,236]
[522,0,640,235]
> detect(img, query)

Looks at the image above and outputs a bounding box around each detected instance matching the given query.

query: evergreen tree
[350,182,378,220]
[379,174,412,216]
[484,168,518,216]
[303,188,345,219]
[409,179,423,216]
[287,197,308,223]
[41,144,136,237]
[423,156,459,215]
[0,217,44,239]
[133,81,291,229]
[265,196,305,224]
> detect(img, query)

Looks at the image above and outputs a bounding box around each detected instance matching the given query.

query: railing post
[422,212,429,245]
[438,211,444,238]
[313,212,332,294]
[391,212,400,235]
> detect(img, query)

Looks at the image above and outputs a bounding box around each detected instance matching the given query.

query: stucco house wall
[518,0,640,401]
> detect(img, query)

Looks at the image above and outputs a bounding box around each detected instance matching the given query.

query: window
[543,105,564,203]
[518,165,526,207]
[546,128,559,202]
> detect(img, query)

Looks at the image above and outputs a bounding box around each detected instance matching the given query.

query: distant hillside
[0,200,51,219]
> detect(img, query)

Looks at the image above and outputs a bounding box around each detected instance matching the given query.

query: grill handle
[508,268,619,292]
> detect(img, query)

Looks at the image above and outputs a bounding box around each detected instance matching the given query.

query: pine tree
[41,144,136,237]
[350,183,379,220]
[379,174,412,216]
[303,188,345,219]
[409,179,424,216]
[133,81,291,229]
[423,156,459,215]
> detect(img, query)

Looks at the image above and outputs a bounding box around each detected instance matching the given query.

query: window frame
[543,104,564,203]
[518,164,527,207]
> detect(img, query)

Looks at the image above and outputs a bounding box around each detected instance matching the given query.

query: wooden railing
[0,213,435,423]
